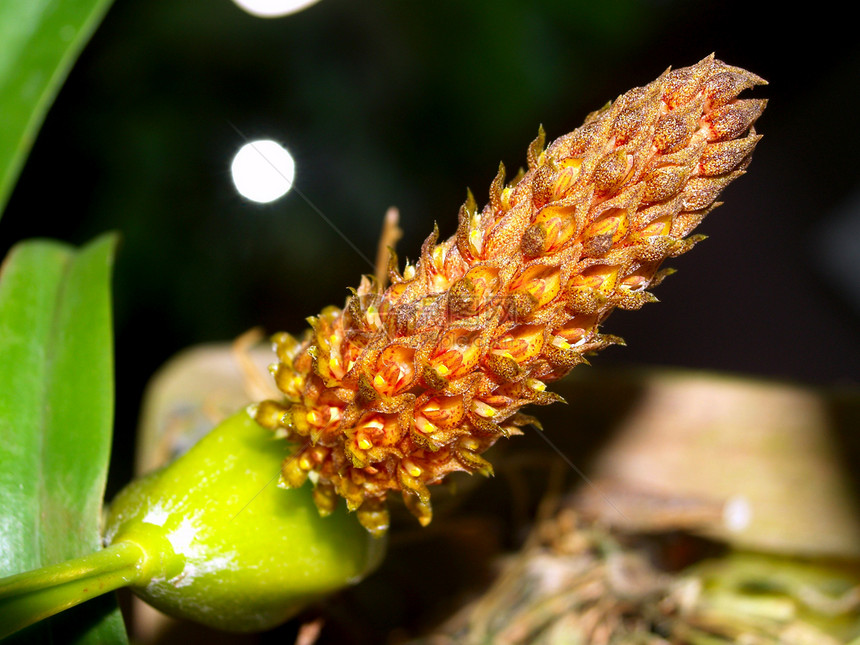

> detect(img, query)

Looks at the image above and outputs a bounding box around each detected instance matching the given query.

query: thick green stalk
[0,541,144,639]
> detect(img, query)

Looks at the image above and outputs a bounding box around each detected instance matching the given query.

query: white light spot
[722,495,752,532]
[174,555,237,587]
[142,504,169,527]
[166,517,198,555]
[231,0,321,18]
[231,139,296,204]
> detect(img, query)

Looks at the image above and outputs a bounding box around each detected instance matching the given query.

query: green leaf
[0,0,114,218]
[0,235,127,643]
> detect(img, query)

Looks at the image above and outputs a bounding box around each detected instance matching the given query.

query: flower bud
[103,411,385,632]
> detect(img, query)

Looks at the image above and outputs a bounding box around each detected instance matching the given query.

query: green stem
[0,540,145,639]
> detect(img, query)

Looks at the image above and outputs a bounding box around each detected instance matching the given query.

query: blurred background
[1,0,858,493]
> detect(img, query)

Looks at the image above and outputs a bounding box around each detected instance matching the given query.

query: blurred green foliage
[0,236,126,644]
[0,1,124,641]
[0,0,113,215]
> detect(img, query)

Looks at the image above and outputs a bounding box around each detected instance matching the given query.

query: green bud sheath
[104,411,386,632]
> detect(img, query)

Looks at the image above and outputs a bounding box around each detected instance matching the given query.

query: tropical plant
[2,3,858,644]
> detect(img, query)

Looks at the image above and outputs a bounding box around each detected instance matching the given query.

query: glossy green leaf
[0,235,127,643]
[0,0,114,217]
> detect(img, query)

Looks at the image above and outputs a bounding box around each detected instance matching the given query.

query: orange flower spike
[491,325,545,365]
[254,56,766,536]
[418,396,465,430]
[528,204,579,255]
[372,345,416,397]
[427,329,484,383]
[509,265,564,311]
[448,265,500,318]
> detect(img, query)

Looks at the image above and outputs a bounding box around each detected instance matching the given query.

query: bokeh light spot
[231,0,321,18]
[231,140,296,204]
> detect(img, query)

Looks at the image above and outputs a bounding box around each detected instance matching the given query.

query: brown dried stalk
[252,55,766,535]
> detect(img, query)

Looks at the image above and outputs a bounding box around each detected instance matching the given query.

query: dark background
[2,0,859,490]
